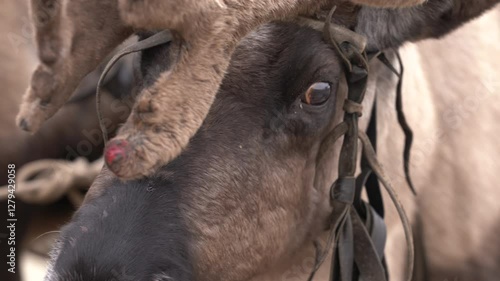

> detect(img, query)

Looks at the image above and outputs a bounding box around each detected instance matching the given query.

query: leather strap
[355,100,384,218]
[96,30,173,143]
[307,7,414,281]
[368,203,387,261]
[358,130,415,281]
[377,52,416,195]
[351,207,386,281]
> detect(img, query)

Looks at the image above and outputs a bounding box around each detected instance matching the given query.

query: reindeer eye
[301,82,331,105]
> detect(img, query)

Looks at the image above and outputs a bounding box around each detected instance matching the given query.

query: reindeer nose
[104,139,129,171]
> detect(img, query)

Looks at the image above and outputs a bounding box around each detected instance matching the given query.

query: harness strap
[308,122,349,281]
[337,214,354,281]
[377,52,417,195]
[96,30,173,143]
[351,207,386,281]
[358,130,415,279]
[308,7,414,281]
[366,202,387,259]
[354,100,388,279]
[355,100,384,218]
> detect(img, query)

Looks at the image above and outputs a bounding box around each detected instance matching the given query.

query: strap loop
[307,6,414,281]
[331,177,357,204]
[343,99,363,116]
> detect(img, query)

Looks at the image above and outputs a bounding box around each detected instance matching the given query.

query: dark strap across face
[306,7,414,281]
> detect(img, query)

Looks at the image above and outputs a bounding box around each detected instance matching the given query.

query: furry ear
[355,0,500,51]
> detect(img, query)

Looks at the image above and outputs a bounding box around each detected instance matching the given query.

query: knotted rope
[0,157,103,207]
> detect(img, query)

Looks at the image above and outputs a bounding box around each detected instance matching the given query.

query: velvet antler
[18,0,428,179]
[17,0,132,132]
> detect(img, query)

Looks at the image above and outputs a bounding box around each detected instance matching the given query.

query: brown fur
[351,0,424,7]
[0,0,133,182]
[17,0,432,180]
[44,3,500,281]
[16,0,132,132]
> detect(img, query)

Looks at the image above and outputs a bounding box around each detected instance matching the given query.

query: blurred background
[0,1,135,280]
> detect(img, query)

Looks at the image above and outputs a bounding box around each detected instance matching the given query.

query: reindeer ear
[354,0,499,51]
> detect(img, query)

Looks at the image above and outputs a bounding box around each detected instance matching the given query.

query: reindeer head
[18,0,497,180]
[44,1,499,280]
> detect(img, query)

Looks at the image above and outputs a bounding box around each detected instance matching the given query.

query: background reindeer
[0,1,134,280]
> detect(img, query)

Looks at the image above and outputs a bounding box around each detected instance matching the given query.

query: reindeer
[43,1,500,281]
[18,0,498,180]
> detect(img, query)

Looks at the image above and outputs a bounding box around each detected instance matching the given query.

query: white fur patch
[153,272,174,281]
[44,239,63,281]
